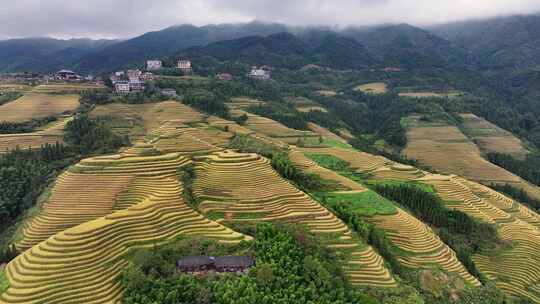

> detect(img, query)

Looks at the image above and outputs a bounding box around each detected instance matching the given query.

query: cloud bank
[1,0,539,39]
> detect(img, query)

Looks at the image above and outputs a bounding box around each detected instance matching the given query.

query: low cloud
[1,0,539,39]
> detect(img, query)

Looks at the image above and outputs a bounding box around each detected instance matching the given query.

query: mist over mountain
[1,14,540,76]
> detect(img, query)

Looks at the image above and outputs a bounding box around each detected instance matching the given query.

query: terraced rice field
[193,151,396,287]
[290,149,366,191]
[404,122,520,184]
[225,97,265,110]
[32,83,106,94]
[152,126,231,155]
[398,91,461,98]
[460,113,528,158]
[17,147,191,251]
[420,174,540,301]
[0,163,248,303]
[207,115,254,135]
[0,84,32,93]
[90,101,207,142]
[232,109,320,144]
[354,82,388,94]
[299,142,540,299]
[299,146,392,173]
[370,164,426,181]
[307,122,348,144]
[290,148,479,285]
[0,117,72,153]
[369,208,481,286]
[0,93,79,123]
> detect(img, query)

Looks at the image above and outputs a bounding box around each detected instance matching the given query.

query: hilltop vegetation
[123,224,378,304]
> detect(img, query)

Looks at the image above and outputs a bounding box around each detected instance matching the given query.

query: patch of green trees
[487,153,540,188]
[122,223,377,304]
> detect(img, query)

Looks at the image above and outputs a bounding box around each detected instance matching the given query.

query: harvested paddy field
[17,145,193,251]
[354,82,388,94]
[0,84,32,93]
[398,91,461,98]
[0,93,79,123]
[291,147,479,285]
[193,150,396,287]
[231,109,320,144]
[460,113,528,158]
[300,140,540,300]
[404,121,520,184]
[90,101,207,141]
[1,154,248,303]
[307,122,348,144]
[32,83,106,94]
[226,97,265,110]
[0,117,71,153]
[420,174,540,302]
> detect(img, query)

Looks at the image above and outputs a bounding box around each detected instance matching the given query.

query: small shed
[214,256,255,273]
[177,256,214,272]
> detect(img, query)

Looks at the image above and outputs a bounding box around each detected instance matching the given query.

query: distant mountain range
[0,38,117,73]
[2,15,540,76]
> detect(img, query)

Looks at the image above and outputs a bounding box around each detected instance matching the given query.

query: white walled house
[177,60,192,73]
[115,82,130,94]
[248,66,271,80]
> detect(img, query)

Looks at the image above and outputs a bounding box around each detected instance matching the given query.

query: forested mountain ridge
[4,15,540,75]
[431,14,540,70]
[75,22,291,73]
[181,32,376,70]
[0,38,118,73]
[343,24,468,69]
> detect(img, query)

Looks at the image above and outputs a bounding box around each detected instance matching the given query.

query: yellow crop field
[300,146,391,173]
[226,97,265,110]
[370,208,481,285]
[1,169,248,303]
[32,83,106,94]
[90,101,207,142]
[460,113,528,158]
[17,147,192,251]
[354,82,388,94]
[232,109,319,144]
[152,126,232,155]
[307,122,348,144]
[298,139,540,301]
[0,84,32,93]
[398,91,461,98]
[290,148,478,285]
[404,123,520,184]
[0,93,79,123]
[193,150,396,287]
[0,117,72,153]
[420,174,540,302]
[290,148,366,191]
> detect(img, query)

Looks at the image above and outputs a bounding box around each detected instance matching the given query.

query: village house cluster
[110,69,155,94]
[248,65,272,80]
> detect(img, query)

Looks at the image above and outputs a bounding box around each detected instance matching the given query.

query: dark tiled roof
[177,256,214,268]
[214,256,254,268]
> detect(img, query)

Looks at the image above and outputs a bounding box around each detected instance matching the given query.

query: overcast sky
[1,0,540,39]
